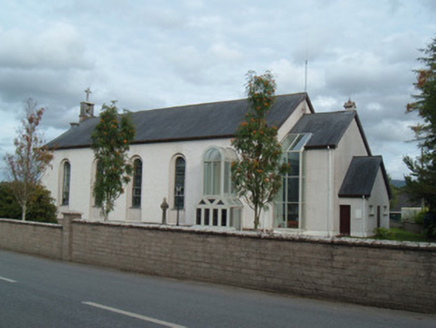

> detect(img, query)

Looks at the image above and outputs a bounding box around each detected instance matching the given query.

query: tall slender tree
[91,101,135,220]
[403,38,436,212]
[231,71,287,230]
[4,98,53,221]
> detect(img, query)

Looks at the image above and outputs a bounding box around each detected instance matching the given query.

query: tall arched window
[174,157,186,209]
[203,148,222,195]
[132,159,142,208]
[61,161,71,205]
[196,147,242,228]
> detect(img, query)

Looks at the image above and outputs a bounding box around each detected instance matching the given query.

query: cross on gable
[84,88,92,102]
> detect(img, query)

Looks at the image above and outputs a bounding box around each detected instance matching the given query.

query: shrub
[0,181,57,223]
[413,210,425,225]
[0,182,21,219]
[373,227,393,239]
[424,223,436,240]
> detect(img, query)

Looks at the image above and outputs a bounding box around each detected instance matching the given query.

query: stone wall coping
[0,218,61,228]
[75,219,436,252]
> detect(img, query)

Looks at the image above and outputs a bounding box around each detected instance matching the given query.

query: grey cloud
[0,23,92,70]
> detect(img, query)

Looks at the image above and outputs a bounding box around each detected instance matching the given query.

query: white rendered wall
[338,197,367,237]
[365,168,390,234]
[339,168,390,238]
[44,138,234,224]
[303,149,330,236]
[43,148,95,220]
[43,137,273,230]
[277,100,312,143]
[303,117,370,237]
[331,118,370,234]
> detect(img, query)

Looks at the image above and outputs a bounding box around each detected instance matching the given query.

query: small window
[132,159,142,208]
[61,162,71,205]
[174,157,186,209]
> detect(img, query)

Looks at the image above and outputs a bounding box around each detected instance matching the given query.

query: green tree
[0,181,57,223]
[91,101,135,220]
[403,38,436,212]
[231,71,287,230]
[4,98,53,221]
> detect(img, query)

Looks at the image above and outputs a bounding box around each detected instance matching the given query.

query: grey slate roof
[339,156,391,199]
[47,93,311,150]
[290,110,371,153]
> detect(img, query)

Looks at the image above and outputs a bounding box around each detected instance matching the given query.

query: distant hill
[391,180,406,188]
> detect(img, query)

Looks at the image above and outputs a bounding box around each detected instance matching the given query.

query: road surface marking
[82,301,187,328]
[0,276,17,283]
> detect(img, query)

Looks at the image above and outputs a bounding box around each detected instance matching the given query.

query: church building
[43,92,391,237]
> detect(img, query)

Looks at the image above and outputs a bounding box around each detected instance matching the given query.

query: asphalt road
[0,249,435,328]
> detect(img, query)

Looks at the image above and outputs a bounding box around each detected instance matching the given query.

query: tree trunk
[21,202,26,221]
[254,204,260,230]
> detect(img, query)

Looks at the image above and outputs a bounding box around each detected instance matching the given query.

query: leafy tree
[91,101,135,220]
[0,181,57,223]
[4,99,53,221]
[231,71,287,230]
[403,38,436,212]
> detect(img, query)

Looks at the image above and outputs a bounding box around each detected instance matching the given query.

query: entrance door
[340,205,351,236]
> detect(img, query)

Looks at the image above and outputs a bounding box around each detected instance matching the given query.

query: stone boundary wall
[1,217,435,313]
[0,219,63,259]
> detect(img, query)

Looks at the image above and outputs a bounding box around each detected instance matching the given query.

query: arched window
[174,157,186,209]
[203,148,222,195]
[61,161,71,205]
[196,147,242,228]
[132,159,142,208]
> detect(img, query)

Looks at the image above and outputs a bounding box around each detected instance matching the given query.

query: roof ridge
[133,92,307,114]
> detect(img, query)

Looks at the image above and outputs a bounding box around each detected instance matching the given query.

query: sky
[0,0,435,180]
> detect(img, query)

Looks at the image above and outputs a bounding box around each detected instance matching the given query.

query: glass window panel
[203,162,211,194]
[196,209,202,225]
[291,135,305,150]
[281,134,297,151]
[62,162,71,205]
[289,134,304,150]
[204,148,222,161]
[287,177,299,202]
[221,209,227,226]
[132,159,142,208]
[213,209,218,226]
[224,162,230,194]
[274,202,285,228]
[174,157,185,209]
[205,209,210,225]
[287,204,299,228]
[287,152,300,176]
[212,162,221,195]
[279,177,286,200]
